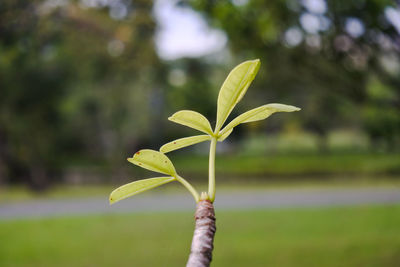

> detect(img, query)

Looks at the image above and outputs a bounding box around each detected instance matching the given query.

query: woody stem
[186,200,216,267]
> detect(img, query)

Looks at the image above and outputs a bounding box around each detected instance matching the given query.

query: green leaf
[160,135,211,153]
[109,177,175,204]
[217,128,233,142]
[127,149,176,176]
[215,59,261,132]
[220,103,301,135]
[168,110,213,135]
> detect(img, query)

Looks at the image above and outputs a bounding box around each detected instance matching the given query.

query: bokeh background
[1,0,400,266]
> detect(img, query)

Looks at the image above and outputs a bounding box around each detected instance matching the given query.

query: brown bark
[186,200,216,267]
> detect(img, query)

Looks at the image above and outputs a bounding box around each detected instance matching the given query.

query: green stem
[208,137,217,202]
[176,175,200,202]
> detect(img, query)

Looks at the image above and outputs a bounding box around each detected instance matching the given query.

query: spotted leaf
[127,149,176,176]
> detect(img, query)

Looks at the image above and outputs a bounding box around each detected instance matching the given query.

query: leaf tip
[128,150,143,162]
[109,194,116,205]
[251,59,261,69]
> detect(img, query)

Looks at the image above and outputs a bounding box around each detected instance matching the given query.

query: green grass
[173,152,400,176]
[0,185,116,203]
[2,176,400,204]
[62,152,400,178]
[1,205,400,266]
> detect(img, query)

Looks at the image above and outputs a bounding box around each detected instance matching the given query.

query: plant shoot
[109,59,300,266]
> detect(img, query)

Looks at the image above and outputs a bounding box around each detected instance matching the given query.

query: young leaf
[220,103,301,135]
[127,149,176,176]
[109,177,175,204]
[168,110,213,135]
[160,135,211,153]
[215,59,261,132]
[217,128,233,142]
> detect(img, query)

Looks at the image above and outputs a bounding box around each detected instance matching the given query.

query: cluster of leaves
[110,59,300,204]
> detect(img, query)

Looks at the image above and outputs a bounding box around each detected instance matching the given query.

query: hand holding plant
[109,59,300,267]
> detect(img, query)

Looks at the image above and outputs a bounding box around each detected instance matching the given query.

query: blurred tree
[0,0,72,189]
[363,76,400,150]
[0,0,166,189]
[1,0,399,189]
[189,0,400,151]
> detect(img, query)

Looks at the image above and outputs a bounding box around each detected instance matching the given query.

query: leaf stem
[208,137,217,202]
[176,175,200,202]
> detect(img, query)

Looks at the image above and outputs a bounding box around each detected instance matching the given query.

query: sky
[153,0,227,60]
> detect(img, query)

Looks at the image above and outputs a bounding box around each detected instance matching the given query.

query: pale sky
[153,0,227,60]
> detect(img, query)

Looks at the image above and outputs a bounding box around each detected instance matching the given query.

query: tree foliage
[189,0,400,150]
[0,0,165,188]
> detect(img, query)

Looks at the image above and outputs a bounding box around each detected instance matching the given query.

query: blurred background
[0,0,400,266]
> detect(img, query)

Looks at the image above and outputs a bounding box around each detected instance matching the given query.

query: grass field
[173,152,400,176]
[1,205,399,267]
[64,152,400,179]
[1,176,400,204]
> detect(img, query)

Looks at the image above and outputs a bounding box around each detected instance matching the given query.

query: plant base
[186,200,216,267]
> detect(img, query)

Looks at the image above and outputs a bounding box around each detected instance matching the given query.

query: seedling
[109,59,300,267]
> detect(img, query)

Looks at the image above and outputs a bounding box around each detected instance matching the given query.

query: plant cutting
[109,59,300,267]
